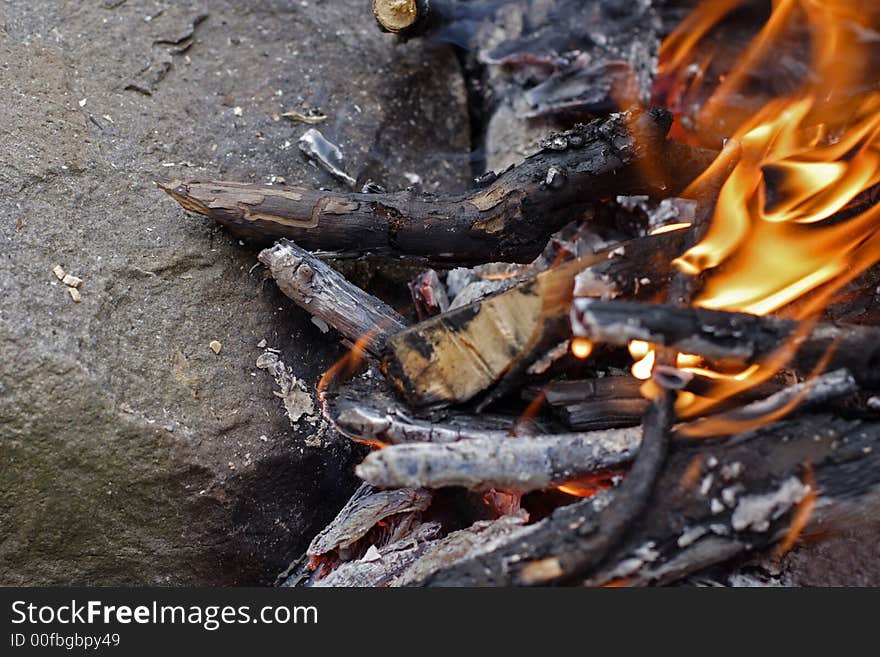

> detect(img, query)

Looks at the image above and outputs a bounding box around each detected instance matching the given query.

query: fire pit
[161,0,880,586]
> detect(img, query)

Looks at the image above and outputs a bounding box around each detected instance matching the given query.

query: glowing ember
[570,337,594,359]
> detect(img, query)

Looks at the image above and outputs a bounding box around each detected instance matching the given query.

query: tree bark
[159,110,715,264]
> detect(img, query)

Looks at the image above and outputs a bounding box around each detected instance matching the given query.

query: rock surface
[0,0,470,585]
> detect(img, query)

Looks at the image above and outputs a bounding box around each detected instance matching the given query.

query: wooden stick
[159,111,714,265]
[354,427,643,492]
[258,240,408,355]
[334,403,522,445]
[571,299,880,386]
[677,368,858,438]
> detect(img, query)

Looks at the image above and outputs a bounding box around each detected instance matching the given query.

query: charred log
[572,299,880,388]
[159,110,716,265]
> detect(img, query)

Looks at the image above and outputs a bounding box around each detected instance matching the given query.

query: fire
[666,0,880,317]
[317,328,388,449]
[570,337,594,359]
[636,0,880,423]
[557,468,624,498]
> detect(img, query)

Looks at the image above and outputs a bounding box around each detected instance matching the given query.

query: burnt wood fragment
[307,484,433,566]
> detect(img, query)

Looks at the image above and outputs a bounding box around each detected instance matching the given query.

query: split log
[258,240,408,355]
[309,514,529,588]
[158,110,714,265]
[355,427,643,492]
[306,484,433,567]
[382,230,687,408]
[572,299,880,388]
[418,413,880,586]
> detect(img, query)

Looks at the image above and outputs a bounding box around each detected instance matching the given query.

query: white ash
[634,542,659,562]
[699,473,714,496]
[361,545,382,563]
[615,195,697,233]
[677,526,709,549]
[255,351,316,428]
[710,498,725,515]
[731,477,810,533]
[868,396,880,411]
[721,461,744,481]
[722,484,745,508]
[573,269,617,299]
[527,340,571,375]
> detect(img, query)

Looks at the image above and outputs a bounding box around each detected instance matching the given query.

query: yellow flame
[571,338,594,359]
[667,2,880,319]
[651,0,880,426]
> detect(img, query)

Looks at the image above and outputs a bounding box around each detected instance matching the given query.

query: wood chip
[62,274,83,289]
[209,340,222,354]
[68,287,82,303]
[53,265,66,281]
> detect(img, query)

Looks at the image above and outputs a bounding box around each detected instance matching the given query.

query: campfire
[160,0,880,586]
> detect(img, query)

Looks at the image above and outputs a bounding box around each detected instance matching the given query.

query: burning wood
[572,299,880,387]
[161,0,880,587]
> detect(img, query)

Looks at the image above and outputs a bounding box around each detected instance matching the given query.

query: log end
[372,0,421,34]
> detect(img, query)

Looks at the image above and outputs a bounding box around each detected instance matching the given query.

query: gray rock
[0,0,470,585]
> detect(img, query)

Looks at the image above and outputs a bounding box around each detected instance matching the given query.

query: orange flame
[648,0,880,427]
[317,328,388,449]
[556,468,625,498]
[667,1,880,318]
[775,463,817,558]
